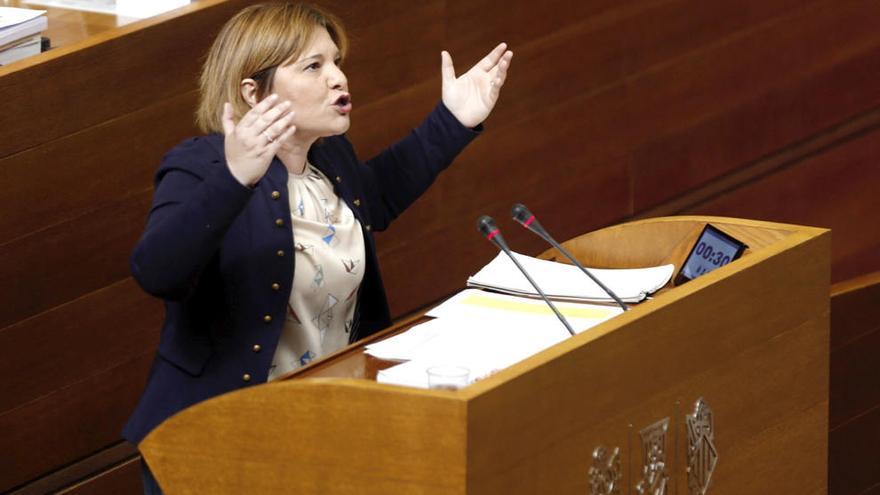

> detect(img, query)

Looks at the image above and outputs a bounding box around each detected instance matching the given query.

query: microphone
[511,204,629,312]
[477,215,575,336]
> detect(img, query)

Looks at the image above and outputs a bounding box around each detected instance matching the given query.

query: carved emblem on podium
[588,446,621,495]
[686,398,718,495]
[635,417,669,495]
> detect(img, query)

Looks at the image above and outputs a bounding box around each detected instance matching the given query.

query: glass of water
[426,365,470,390]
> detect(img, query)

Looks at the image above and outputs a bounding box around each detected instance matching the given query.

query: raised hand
[441,42,513,128]
[221,94,297,187]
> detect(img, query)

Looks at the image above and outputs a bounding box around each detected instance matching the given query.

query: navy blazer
[123,103,479,444]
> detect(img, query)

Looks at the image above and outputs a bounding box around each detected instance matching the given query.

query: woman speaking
[123,2,511,492]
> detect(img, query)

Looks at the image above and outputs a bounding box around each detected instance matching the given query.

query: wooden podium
[139,216,829,494]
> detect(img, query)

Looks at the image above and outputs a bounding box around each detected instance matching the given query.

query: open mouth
[333,94,352,113]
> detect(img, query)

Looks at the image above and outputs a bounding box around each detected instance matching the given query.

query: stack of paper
[368,253,673,389]
[0,7,47,66]
[370,289,623,389]
[467,251,674,303]
[22,1,117,16]
[23,1,190,19]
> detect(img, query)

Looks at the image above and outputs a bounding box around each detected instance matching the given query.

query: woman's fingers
[477,42,508,72]
[238,93,279,128]
[230,94,294,148]
[441,50,456,83]
[222,95,294,187]
[266,122,297,154]
[492,51,513,88]
[252,100,292,135]
[262,110,296,147]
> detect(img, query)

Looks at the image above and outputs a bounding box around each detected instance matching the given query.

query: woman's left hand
[441,43,513,128]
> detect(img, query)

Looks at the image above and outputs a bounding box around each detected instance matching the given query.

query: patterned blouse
[267,163,365,381]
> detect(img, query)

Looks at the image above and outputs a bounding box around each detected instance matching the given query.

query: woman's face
[269,28,352,142]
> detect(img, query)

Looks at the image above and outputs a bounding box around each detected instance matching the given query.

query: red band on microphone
[524,215,535,227]
[486,228,500,241]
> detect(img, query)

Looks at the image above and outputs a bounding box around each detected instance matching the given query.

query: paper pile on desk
[370,289,623,388]
[0,7,47,66]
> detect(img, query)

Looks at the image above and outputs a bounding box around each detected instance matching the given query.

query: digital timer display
[675,224,748,285]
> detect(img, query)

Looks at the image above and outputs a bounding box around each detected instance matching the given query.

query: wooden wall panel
[0,353,153,492]
[829,406,880,495]
[56,457,143,495]
[831,328,880,429]
[632,48,880,211]
[0,91,198,242]
[0,279,161,412]
[630,0,880,210]
[2,0,880,492]
[831,273,880,350]
[830,273,880,495]
[9,444,138,495]
[0,192,151,329]
[443,0,819,136]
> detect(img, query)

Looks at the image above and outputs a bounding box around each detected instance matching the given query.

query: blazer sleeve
[362,102,481,231]
[130,139,253,300]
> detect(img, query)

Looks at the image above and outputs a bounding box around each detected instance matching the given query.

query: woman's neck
[276,135,317,175]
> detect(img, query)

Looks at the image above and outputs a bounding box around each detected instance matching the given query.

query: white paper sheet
[20,0,190,19]
[364,318,448,361]
[0,7,46,29]
[467,251,673,303]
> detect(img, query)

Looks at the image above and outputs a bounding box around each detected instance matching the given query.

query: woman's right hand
[221,94,297,187]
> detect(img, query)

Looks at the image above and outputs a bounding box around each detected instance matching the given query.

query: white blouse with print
[267,164,365,381]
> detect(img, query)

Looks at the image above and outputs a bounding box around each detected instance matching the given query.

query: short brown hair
[195,2,348,133]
